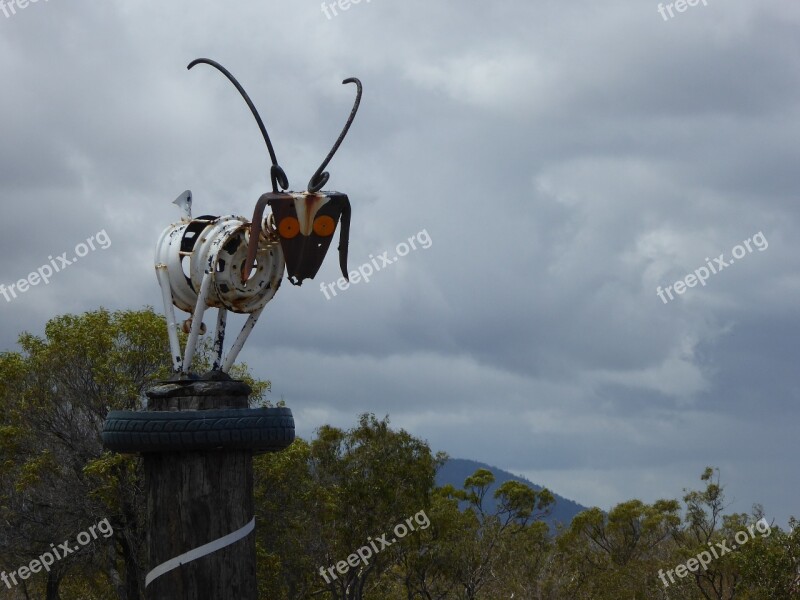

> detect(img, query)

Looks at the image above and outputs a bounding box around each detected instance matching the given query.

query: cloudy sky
[1,0,798,526]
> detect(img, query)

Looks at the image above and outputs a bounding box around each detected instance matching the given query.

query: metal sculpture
[154,58,362,377]
[102,60,363,599]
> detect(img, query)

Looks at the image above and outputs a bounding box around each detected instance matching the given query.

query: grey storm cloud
[1,0,798,523]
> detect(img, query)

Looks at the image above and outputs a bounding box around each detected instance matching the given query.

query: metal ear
[337,196,351,280]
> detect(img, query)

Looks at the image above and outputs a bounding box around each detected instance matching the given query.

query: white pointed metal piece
[173,190,192,220]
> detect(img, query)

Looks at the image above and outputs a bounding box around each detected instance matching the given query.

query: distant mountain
[436,458,588,532]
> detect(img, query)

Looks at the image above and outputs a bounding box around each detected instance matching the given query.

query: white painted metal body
[154,193,285,374]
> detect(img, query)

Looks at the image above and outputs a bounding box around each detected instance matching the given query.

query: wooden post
[143,379,256,600]
[103,377,294,599]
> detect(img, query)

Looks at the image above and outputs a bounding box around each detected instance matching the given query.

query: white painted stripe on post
[145,517,256,587]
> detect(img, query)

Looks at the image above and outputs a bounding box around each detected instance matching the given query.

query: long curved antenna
[187,58,288,192]
[307,78,363,193]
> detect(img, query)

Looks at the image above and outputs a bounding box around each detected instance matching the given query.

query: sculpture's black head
[246,190,351,286]
[187,58,362,286]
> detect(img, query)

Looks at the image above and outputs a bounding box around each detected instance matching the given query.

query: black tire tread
[102,408,294,454]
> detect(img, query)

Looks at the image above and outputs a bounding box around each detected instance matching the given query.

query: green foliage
[0,307,271,600]
[254,414,443,600]
[2,310,799,600]
[733,516,800,599]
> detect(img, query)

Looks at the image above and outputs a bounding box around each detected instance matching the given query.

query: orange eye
[278,217,300,239]
[313,215,336,237]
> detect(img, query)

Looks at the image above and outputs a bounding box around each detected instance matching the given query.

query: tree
[7,311,799,600]
[674,468,800,600]
[734,514,800,599]
[0,307,268,600]
[432,469,554,600]
[253,414,442,600]
[551,498,682,599]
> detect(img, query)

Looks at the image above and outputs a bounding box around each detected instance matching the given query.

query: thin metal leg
[156,264,183,373]
[221,306,264,373]
[183,271,212,373]
[212,308,228,371]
